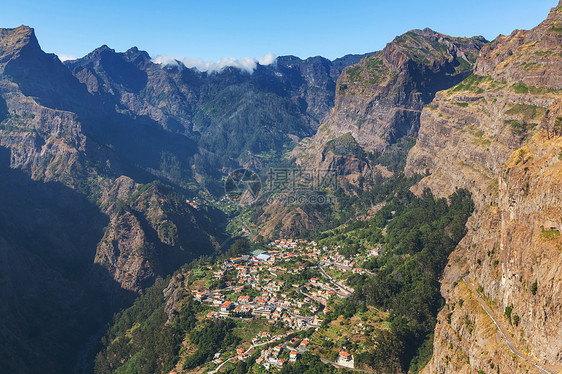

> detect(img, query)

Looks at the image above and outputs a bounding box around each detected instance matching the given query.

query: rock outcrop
[293,29,487,179]
[406,2,562,372]
[0,26,224,372]
[256,29,487,240]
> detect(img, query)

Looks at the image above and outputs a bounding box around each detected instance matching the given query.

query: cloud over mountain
[152,53,276,73]
[57,54,76,62]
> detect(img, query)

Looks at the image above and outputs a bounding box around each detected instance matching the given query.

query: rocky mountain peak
[124,46,151,64]
[290,29,487,186]
[0,25,91,111]
[0,25,42,71]
[408,27,450,42]
[382,29,486,74]
[88,44,115,56]
[474,1,562,89]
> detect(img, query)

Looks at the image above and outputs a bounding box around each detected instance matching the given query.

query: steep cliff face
[0,26,222,294]
[94,178,223,295]
[0,26,225,372]
[293,29,487,179]
[0,146,110,374]
[406,3,562,373]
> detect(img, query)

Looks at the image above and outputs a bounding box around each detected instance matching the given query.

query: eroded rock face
[0,26,225,372]
[293,29,487,178]
[256,30,487,241]
[406,2,562,372]
[95,179,224,295]
[0,26,223,297]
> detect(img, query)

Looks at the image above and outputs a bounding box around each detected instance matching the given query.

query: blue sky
[2,0,557,62]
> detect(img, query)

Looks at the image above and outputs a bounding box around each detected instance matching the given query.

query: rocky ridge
[406,2,562,372]
[0,26,225,372]
[65,47,370,174]
[292,29,487,180]
[254,30,487,240]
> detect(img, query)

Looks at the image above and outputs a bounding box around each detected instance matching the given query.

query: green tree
[531,280,538,295]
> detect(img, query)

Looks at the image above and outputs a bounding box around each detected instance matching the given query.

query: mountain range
[1,1,562,372]
[0,25,369,372]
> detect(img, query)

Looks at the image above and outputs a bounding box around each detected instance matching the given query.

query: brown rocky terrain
[255,29,487,240]
[406,2,562,372]
[94,178,223,295]
[293,28,487,178]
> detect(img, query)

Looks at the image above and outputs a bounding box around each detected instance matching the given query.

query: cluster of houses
[268,238,315,250]
[322,250,356,270]
[195,281,322,329]
[255,338,310,369]
[194,245,346,328]
[188,238,372,371]
[201,289,319,330]
[367,246,381,257]
[197,238,375,327]
[256,345,288,369]
[184,198,202,210]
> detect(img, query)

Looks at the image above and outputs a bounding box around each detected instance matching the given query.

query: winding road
[463,278,557,374]
[208,332,292,374]
[318,263,353,297]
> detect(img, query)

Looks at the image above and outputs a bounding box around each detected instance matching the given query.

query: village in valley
[176,237,388,373]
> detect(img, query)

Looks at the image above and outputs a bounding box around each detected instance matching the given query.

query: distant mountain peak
[124,46,151,64]
[86,44,116,58]
[411,27,439,36]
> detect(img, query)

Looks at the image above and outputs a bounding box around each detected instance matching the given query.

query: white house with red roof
[337,351,354,369]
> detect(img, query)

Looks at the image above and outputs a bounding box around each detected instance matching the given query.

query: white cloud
[57,54,76,62]
[258,53,276,66]
[152,53,277,74]
[152,55,181,67]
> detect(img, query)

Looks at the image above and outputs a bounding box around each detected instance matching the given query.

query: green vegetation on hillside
[93,179,473,374]
[505,103,546,120]
[451,74,491,93]
[94,280,199,374]
[504,119,537,135]
[367,136,417,172]
[194,85,313,167]
[183,320,241,370]
[325,188,474,373]
[279,352,339,373]
[325,132,367,159]
[511,82,561,95]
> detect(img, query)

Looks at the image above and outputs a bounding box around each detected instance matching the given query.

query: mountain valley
[1,2,562,373]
